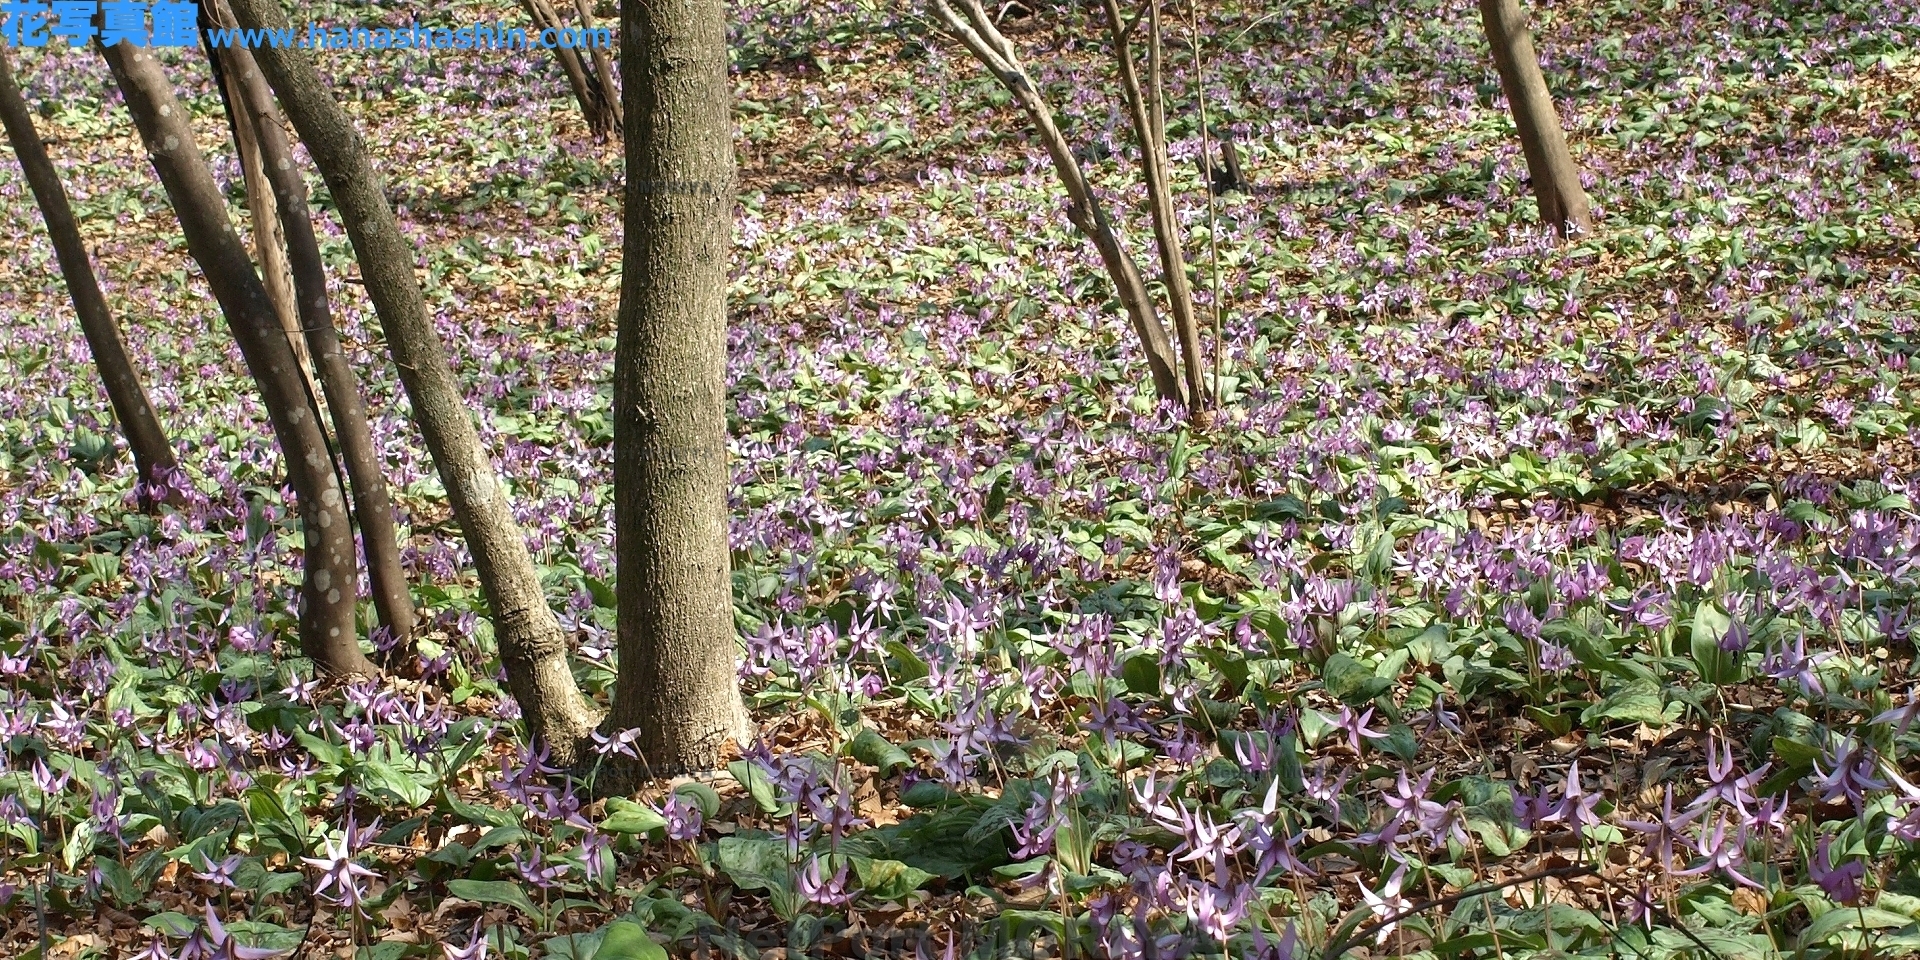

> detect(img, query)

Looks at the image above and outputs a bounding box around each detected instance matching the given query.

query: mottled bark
[226,0,599,755]
[605,0,753,782]
[929,0,1187,407]
[1103,0,1208,413]
[206,41,316,409]
[0,45,182,511]
[102,42,373,676]
[1478,0,1592,238]
[214,33,418,657]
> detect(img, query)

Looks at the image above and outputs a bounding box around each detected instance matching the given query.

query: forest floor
[3,0,1920,957]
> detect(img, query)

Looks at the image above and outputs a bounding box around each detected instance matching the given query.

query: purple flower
[192,853,244,889]
[798,855,853,907]
[1421,694,1463,738]
[591,727,642,759]
[1331,706,1387,756]
[1872,690,1920,733]
[1810,835,1864,904]
[1183,880,1253,942]
[1553,760,1603,837]
[1619,786,1702,868]
[577,827,612,886]
[1717,616,1752,653]
[1674,815,1761,890]
[128,938,175,960]
[443,924,490,960]
[1690,732,1769,814]
[1760,633,1829,696]
[662,793,704,841]
[512,844,570,890]
[1808,736,1888,812]
[1249,920,1300,960]
[1619,883,1659,930]
[1538,640,1577,673]
[1360,864,1413,944]
[1305,762,1351,822]
[301,834,380,916]
[201,902,296,959]
[1502,602,1543,641]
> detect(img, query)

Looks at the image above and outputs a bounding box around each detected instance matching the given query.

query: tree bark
[0,45,183,511]
[570,0,623,133]
[929,0,1187,407]
[522,0,617,138]
[1477,0,1592,239]
[208,44,318,412]
[605,0,752,782]
[1103,0,1208,413]
[101,42,374,676]
[226,0,600,756]
[213,32,418,658]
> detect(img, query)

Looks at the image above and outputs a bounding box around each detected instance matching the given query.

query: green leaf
[901,780,955,808]
[145,911,198,937]
[727,760,781,814]
[1374,724,1418,761]
[358,759,431,809]
[290,730,343,767]
[544,933,602,960]
[599,798,667,836]
[220,920,306,953]
[1800,905,1916,947]
[672,782,722,820]
[593,921,667,960]
[850,727,911,773]
[715,836,790,892]
[885,640,929,684]
[1121,654,1162,696]
[447,879,542,919]
[850,856,936,901]
[1689,603,1746,685]
[1581,679,1670,728]
[1322,653,1387,703]
[991,857,1051,882]
[584,577,617,610]
[437,788,515,829]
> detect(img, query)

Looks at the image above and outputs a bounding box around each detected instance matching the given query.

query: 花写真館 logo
[0,1,612,49]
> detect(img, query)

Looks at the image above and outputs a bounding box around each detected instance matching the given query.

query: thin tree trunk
[213,30,418,657]
[570,0,623,132]
[1477,0,1592,239]
[101,42,374,676]
[929,0,1187,407]
[0,45,183,512]
[522,0,616,138]
[226,0,600,757]
[606,0,753,783]
[1103,0,1208,413]
[211,48,318,412]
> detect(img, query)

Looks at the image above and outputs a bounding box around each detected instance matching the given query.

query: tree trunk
[929,0,1187,407]
[570,0,623,132]
[0,45,183,512]
[605,0,752,783]
[523,0,617,138]
[101,42,374,676]
[225,0,600,757]
[1477,0,1592,239]
[215,33,418,658]
[209,45,319,414]
[1103,0,1208,413]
